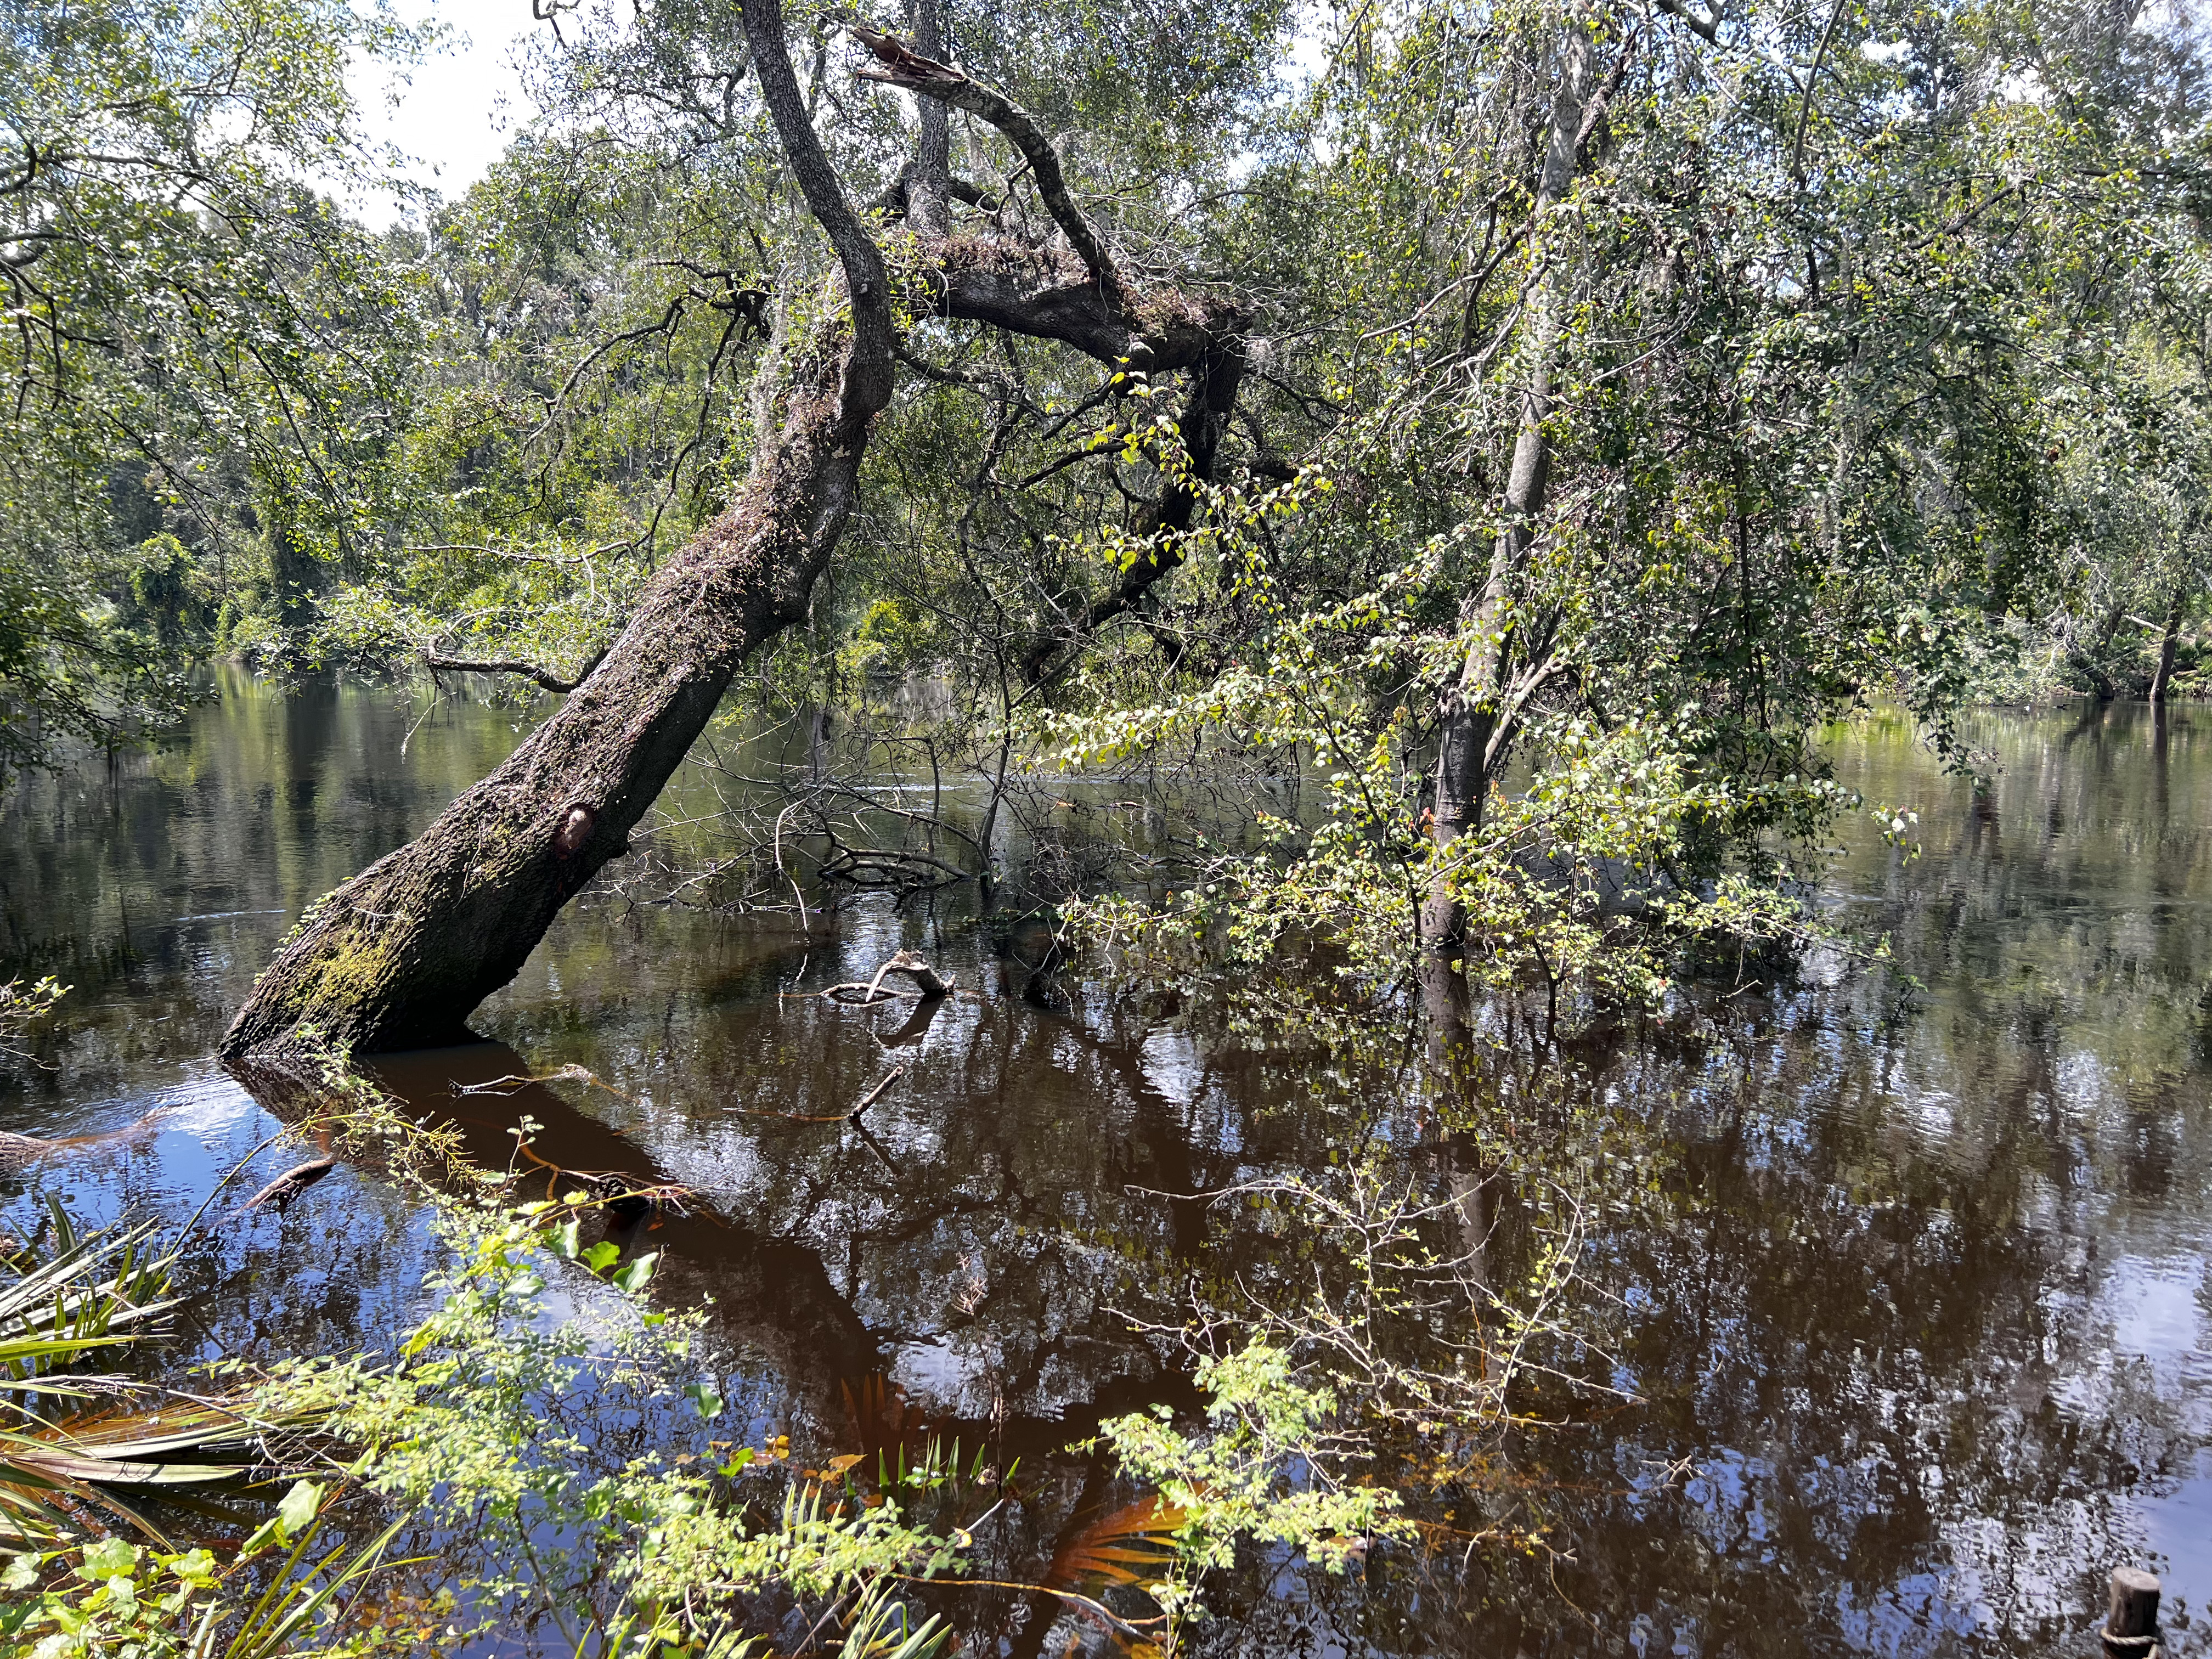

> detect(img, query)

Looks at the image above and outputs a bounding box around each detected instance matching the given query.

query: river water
[2,675,2208,1657]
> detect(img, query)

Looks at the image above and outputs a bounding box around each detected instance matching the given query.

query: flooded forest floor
[3,676,2211,1657]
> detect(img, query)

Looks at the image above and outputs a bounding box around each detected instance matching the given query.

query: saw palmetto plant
[0,1200,422,1657]
[0,1198,282,1547]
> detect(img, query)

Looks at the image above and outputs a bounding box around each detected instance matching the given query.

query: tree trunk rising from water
[223,0,1243,1058]
[1421,16,1602,960]
[221,0,894,1058]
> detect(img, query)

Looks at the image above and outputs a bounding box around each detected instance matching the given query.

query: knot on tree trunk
[555,804,596,857]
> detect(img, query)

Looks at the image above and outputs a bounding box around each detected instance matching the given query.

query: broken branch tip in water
[819,951,957,1006]
[850,1064,905,1118]
[235,1156,337,1219]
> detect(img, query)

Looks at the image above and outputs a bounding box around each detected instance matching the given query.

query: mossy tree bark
[221,0,893,1059]
[223,7,1246,1058]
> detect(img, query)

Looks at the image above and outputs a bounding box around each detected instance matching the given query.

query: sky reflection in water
[1,677,2208,1657]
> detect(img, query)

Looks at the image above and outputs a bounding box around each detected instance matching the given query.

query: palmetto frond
[1043,1496,1186,1592]
[0,1199,179,1393]
[0,1201,316,1545]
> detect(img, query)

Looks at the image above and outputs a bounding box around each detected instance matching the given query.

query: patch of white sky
[338,0,544,228]
[1222,0,1336,180]
[1283,0,1335,85]
[331,0,1350,221]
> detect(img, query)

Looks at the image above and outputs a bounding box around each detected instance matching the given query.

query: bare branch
[743,0,894,407]
[424,646,609,693]
[851,30,1133,313]
[1655,0,1722,41]
[867,163,1003,219]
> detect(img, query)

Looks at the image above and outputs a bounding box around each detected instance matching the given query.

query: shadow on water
[4,677,2212,1655]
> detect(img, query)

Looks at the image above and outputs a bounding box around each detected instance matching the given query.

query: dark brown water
[3,676,2209,1657]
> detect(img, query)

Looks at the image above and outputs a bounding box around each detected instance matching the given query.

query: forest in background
[9,0,2210,927]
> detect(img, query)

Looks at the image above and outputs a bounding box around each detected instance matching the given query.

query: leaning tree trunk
[224,3,1242,1058]
[222,0,892,1059]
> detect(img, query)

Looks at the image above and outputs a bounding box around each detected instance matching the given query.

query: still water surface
[2,676,2209,1657]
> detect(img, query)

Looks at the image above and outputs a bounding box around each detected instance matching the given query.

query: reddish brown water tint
[3,676,2210,1656]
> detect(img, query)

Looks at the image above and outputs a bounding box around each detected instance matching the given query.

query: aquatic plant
[0,977,67,1065]
[0,1197,427,1657]
[1,1482,411,1659]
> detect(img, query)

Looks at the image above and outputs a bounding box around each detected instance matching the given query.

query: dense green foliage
[1,0,425,776]
[7,1,2212,1635]
[9,0,2208,985]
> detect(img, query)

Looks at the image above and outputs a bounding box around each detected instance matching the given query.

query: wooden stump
[2103,1566,2159,1659]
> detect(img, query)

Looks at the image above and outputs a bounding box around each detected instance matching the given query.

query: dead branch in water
[505,1132,702,1222]
[737,1063,908,1124]
[456,1064,638,1106]
[817,951,958,1006]
[236,1158,336,1218]
[850,1065,905,1116]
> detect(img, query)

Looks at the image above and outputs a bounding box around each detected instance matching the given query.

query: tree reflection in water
[2,681,2210,1655]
